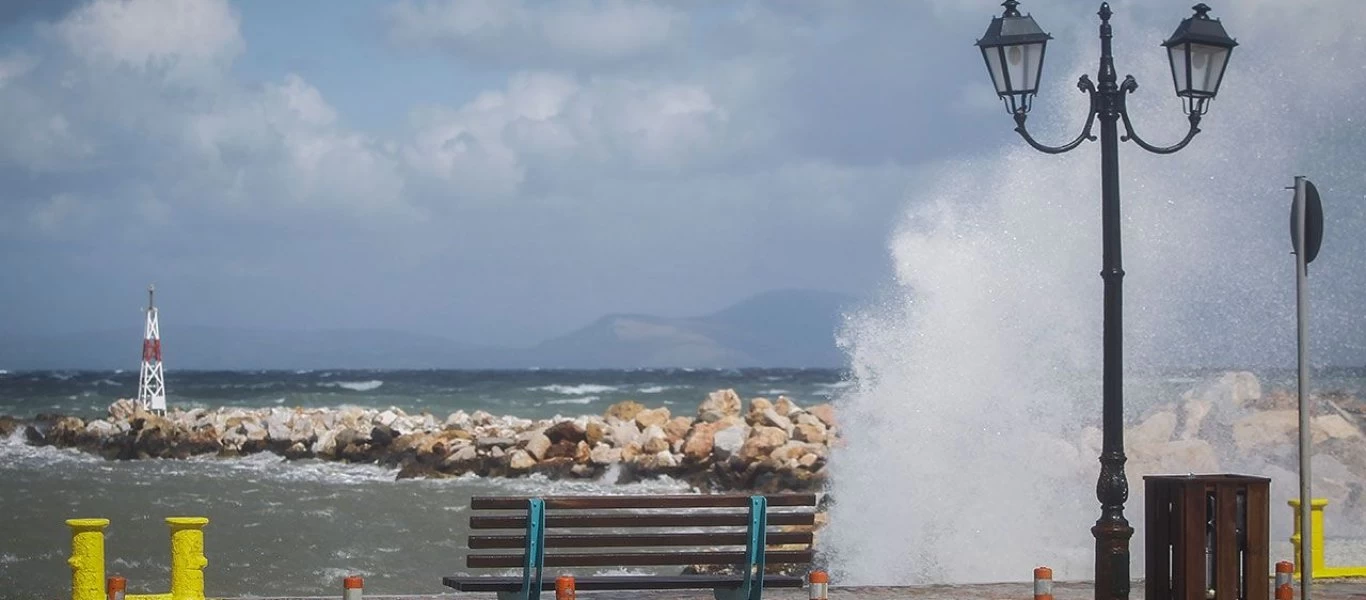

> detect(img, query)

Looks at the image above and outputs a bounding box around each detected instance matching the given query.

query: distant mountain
[0,289,859,370]
[526,289,857,368]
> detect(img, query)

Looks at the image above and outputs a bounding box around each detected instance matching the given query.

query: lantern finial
[1191,4,1212,19]
[1002,1,1021,17]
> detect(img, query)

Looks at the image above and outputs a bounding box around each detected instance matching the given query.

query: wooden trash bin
[1144,474,1270,600]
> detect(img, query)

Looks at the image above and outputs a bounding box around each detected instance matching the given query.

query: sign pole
[1293,175,1312,600]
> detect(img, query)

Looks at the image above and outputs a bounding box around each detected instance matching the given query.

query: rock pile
[17,390,838,492]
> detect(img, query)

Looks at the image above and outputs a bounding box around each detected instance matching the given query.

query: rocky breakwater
[1079,372,1366,533]
[15,390,838,493]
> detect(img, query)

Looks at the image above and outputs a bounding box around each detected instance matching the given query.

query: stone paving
[239,579,1366,600]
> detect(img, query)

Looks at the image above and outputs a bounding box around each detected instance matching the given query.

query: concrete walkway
[236,579,1366,600]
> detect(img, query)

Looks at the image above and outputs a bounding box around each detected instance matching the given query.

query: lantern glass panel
[1189,43,1229,96]
[983,46,1008,94]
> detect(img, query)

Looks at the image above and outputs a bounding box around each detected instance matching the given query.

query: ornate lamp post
[975,3,1237,600]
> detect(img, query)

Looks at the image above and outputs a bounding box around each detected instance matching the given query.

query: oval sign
[1290,179,1324,265]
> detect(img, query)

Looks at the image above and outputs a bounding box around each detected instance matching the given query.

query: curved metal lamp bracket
[1117,75,1202,154]
[1011,75,1100,155]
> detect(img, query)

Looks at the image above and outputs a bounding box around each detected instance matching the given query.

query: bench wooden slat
[469,512,815,530]
[467,549,814,568]
[468,531,814,549]
[471,493,817,510]
[444,574,806,592]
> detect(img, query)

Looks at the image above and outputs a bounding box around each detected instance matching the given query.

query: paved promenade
[238,579,1366,600]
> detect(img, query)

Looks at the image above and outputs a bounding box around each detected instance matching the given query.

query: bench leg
[714,495,768,600]
[497,498,546,600]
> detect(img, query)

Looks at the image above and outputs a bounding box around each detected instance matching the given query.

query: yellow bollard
[166,517,209,600]
[68,518,111,600]
[1288,498,1366,578]
[1288,498,1328,576]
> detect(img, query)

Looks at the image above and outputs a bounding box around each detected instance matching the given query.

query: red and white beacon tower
[137,284,167,414]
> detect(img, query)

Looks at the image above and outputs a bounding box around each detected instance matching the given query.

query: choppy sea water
[2,368,1364,598]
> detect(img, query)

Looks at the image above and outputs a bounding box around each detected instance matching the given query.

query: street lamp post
[974,3,1238,600]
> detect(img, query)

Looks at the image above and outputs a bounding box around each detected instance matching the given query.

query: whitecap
[323,380,384,392]
[544,396,598,406]
[529,384,619,395]
[637,385,672,394]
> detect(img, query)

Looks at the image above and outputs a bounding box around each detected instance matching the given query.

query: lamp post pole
[975,3,1238,600]
[1093,7,1132,600]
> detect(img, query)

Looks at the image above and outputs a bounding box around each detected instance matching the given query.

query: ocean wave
[759,389,790,396]
[544,396,598,405]
[323,380,384,392]
[529,384,620,395]
[636,385,675,394]
[0,432,103,469]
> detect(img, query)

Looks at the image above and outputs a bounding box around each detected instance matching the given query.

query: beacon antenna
[136,284,167,415]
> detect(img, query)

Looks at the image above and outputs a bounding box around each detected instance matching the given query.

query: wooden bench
[443,493,818,600]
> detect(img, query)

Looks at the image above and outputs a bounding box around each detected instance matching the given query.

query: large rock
[745,398,774,425]
[1180,398,1212,440]
[792,423,827,445]
[662,416,692,444]
[683,421,722,462]
[108,399,138,420]
[634,407,671,429]
[806,404,837,430]
[585,421,608,446]
[697,389,742,423]
[711,422,749,461]
[739,426,788,462]
[607,420,640,447]
[756,408,793,434]
[545,421,587,445]
[1232,410,1298,453]
[1314,414,1362,442]
[1128,411,1177,447]
[773,396,799,417]
[640,425,670,455]
[605,401,645,422]
[508,449,536,471]
[525,433,553,461]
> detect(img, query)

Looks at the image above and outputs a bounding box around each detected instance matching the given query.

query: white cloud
[386,0,685,65]
[54,0,244,83]
[402,71,736,199]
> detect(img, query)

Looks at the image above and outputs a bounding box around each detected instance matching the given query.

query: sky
[0,0,1364,365]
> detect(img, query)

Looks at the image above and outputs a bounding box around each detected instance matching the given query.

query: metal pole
[1294,175,1312,600]
[1091,6,1131,600]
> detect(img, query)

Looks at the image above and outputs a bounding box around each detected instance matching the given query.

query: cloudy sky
[1,0,1363,365]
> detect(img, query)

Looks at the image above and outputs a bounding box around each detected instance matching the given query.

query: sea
[1,367,1363,598]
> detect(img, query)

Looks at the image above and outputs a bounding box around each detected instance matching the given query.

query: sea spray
[824,1,1366,585]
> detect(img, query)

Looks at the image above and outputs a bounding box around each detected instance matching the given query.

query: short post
[808,570,829,600]
[1034,566,1054,600]
[107,576,126,600]
[1275,561,1293,600]
[67,518,111,600]
[1288,499,1328,576]
[165,517,209,600]
[342,576,363,600]
[554,574,575,600]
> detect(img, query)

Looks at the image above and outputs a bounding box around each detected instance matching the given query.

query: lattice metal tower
[137,285,166,413]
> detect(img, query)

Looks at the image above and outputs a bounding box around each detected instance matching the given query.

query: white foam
[636,385,673,394]
[529,384,620,395]
[544,396,598,405]
[324,380,384,392]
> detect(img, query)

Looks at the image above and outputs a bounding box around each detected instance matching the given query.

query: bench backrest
[465,493,818,573]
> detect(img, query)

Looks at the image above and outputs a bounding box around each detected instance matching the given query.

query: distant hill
[0,289,859,370]
[525,289,856,368]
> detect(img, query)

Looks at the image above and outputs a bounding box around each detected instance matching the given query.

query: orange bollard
[555,574,575,600]
[808,570,829,600]
[106,576,126,600]
[342,575,363,600]
[1034,566,1054,600]
[1275,561,1294,600]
